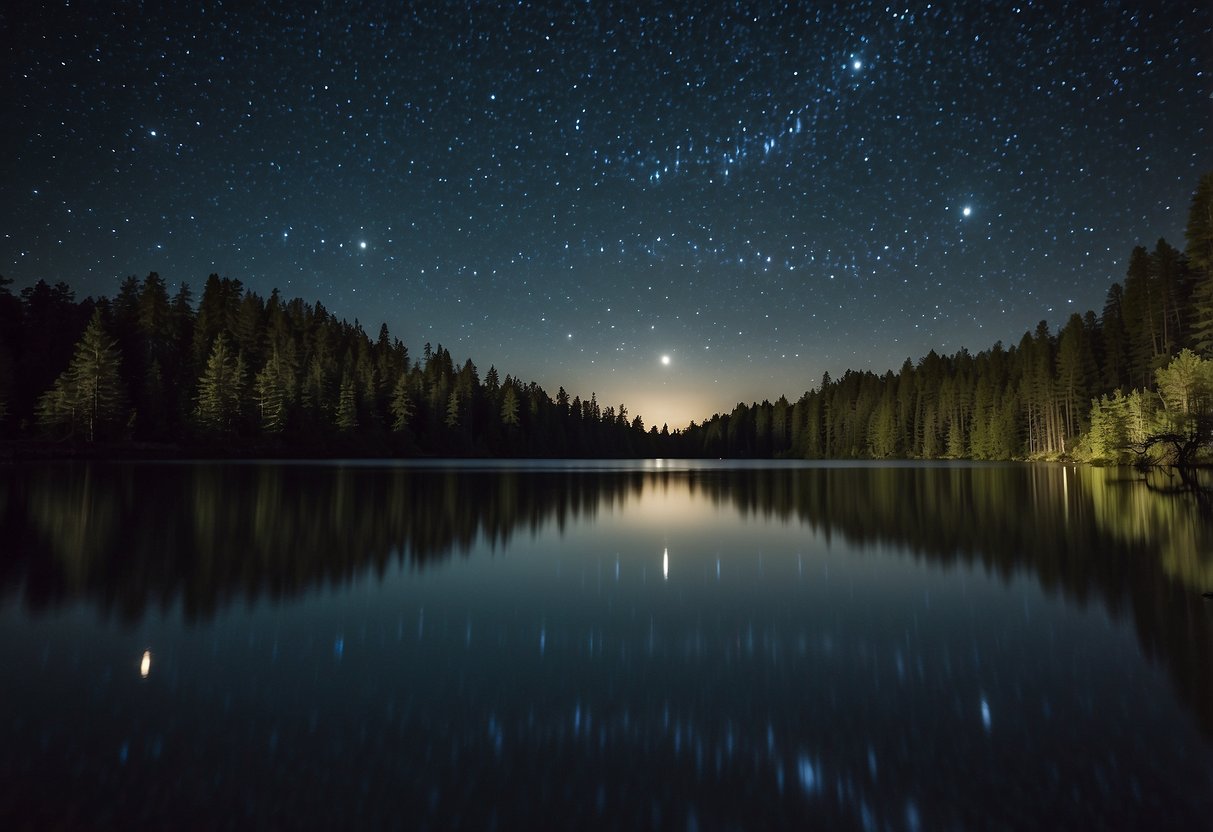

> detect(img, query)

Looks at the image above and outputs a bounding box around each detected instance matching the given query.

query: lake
[1,460,1210,829]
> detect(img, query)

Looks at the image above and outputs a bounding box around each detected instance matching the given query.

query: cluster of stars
[1,1,1209,427]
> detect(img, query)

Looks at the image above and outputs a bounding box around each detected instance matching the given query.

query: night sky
[3,2,1210,429]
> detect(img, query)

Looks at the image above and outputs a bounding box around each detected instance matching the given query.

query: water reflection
[3,464,1208,612]
[0,461,1210,827]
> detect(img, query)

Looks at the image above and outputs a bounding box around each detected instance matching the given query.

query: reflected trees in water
[0,462,1210,736]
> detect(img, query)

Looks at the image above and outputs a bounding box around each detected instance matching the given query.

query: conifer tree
[1186,173,1213,357]
[1191,278,1213,358]
[335,371,359,431]
[1185,172,1213,276]
[196,334,244,433]
[35,309,125,442]
[255,343,294,433]
[868,395,896,458]
[301,354,332,419]
[389,373,414,432]
[501,385,520,427]
[946,418,965,458]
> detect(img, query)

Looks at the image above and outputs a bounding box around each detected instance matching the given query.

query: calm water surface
[1,461,1210,829]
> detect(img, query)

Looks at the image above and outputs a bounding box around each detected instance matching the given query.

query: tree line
[668,171,1213,464]
[0,273,663,456]
[0,170,1210,461]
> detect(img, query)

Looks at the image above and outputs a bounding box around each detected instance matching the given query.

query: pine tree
[945,419,965,458]
[301,354,332,419]
[138,273,172,364]
[192,274,243,366]
[1056,313,1095,439]
[772,395,790,452]
[196,334,244,433]
[1086,392,1132,462]
[1185,171,1213,276]
[1099,283,1129,387]
[1191,276,1213,358]
[501,385,520,427]
[1149,239,1186,354]
[445,389,461,429]
[1187,173,1213,357]
[335,371,358,431]
[389,373,414,432]
[35,310,125,442]
[867,395,896,458]
[255,343,294,433]
[1121,246,1161,387]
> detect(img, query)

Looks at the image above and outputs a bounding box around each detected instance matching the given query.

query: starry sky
[3,1,1211,429]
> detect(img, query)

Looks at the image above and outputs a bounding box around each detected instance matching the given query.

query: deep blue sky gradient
[3,1,1210,427]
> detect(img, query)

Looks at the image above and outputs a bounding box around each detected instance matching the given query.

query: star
[1,0,1205,436]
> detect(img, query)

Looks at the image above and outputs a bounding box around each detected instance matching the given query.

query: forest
[0,271,663,457]
[0,171,1210,462]
[670,171,1213,465]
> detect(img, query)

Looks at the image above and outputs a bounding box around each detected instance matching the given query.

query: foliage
[195,334,246,433]
[389,373,414,432]
[672,172,1212,463]
[34,309,126,442]
[7,171,1213,460]
[7,270,656,455]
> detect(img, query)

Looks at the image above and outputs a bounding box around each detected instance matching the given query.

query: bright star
[962,206,972,217]
[852,60,862,70]
[661,355,671,366]
[359,241,367,249]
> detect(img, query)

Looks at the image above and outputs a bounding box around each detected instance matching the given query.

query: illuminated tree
[255,343,295,434]
[389,373,414,432]
[1187,173,1213,357]
[867,395,897,458]
[501,385,519,427]
[196,334,245,433]
[36,309,125,442]
[1155,349,1211,418]
[335,371,358,431]
[444,389,461,429]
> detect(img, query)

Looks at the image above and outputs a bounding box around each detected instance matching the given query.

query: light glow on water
[0,461,1209,828]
